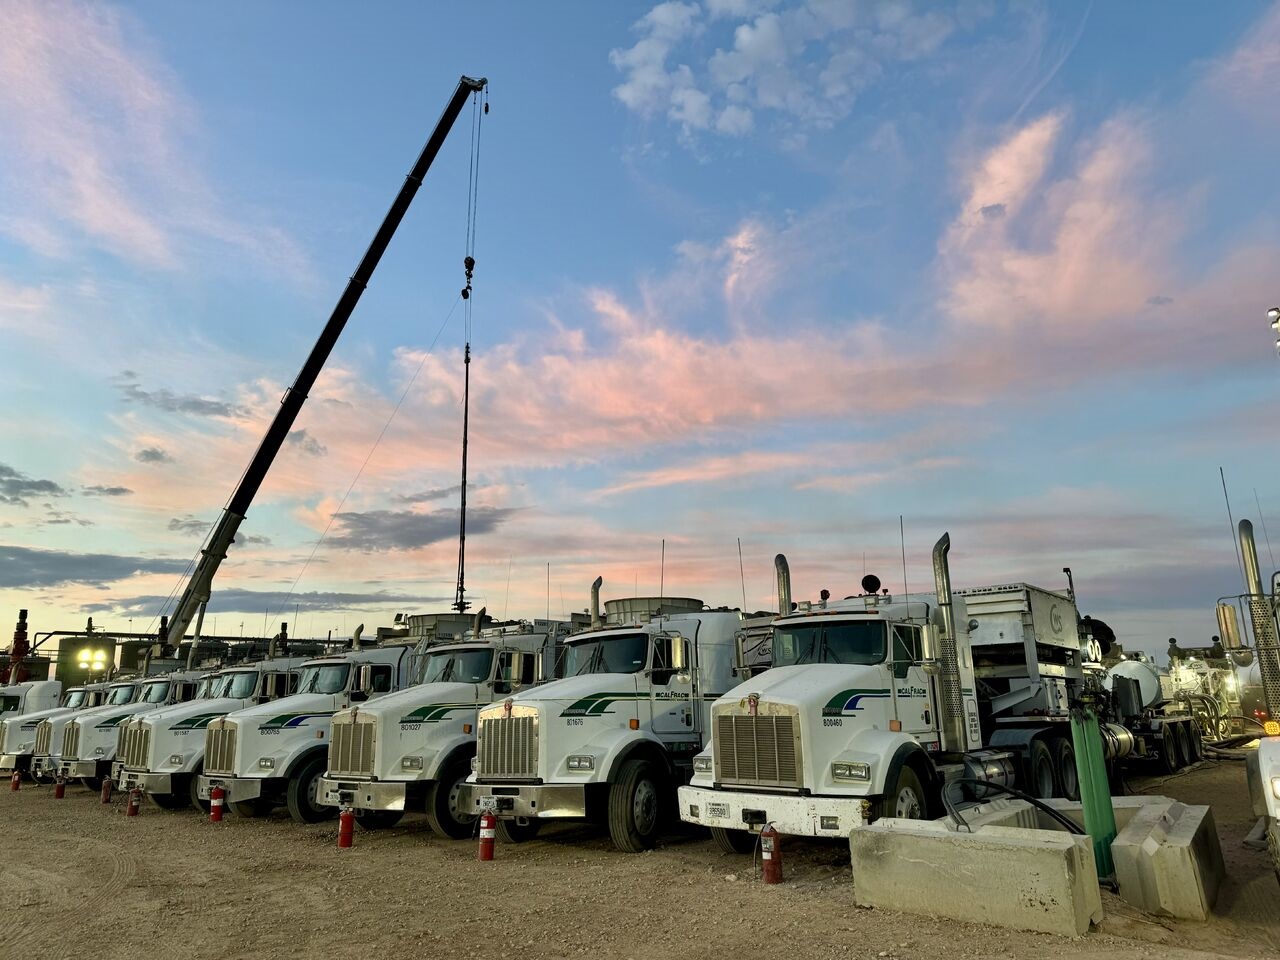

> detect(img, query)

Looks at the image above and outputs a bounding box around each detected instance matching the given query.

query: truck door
[649,631,695,738]
[892,625,939,744]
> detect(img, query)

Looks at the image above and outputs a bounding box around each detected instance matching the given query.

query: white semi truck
[678,534,1137,849]
[32,680,139,781]
[461,584,746,852]
[0,680,62,719]
[114,656,310,809]
[317,619,573,834]
[197,644,415,822]
[0,684,106,777]
[53,670,209,787]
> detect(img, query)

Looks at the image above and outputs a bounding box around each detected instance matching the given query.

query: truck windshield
[564,633,649,675]
[423,649,492,684]
[298,663,350,695]
[107,685,136,705]
[0,696,18,713]
[140,682,170,704]
[772,621,886,666]
[223,672,259,699]
[63,690,87,709]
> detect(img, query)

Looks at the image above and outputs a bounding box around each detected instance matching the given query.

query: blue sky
[2,1,1279,658]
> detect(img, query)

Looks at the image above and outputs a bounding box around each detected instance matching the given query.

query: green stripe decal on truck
[821,688,890,716]
[560,693,647,717]
[172,713,226,730]
[399,703,484,725]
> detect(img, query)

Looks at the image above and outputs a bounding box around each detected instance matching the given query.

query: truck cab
[0,684,102,776]
[317,621,572,835]
[461,594,744,852]
[54,671,208,786]
[115,656,309,809]
[679,589,972,848]
[33,681,133,781]
[0,680,62,719]
[197,644,413,822]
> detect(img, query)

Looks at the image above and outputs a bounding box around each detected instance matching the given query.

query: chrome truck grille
[205,722,237,776]
[34,720,52,756]
[61,722,81,760]
[713,708,802,789]
[328,715,376,778]
[120,723,151,770]
[477,713,537,779]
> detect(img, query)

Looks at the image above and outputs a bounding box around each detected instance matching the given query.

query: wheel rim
[894,785,922,819]
[305,773,324,813]
[632,778,659,834]
[446,773,474,824]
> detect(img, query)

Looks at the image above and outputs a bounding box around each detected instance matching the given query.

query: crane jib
[164,75,488,648]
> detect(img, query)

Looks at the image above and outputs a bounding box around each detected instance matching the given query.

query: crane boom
[163,75,487,650]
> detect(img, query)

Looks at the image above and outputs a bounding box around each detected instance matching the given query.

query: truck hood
[226,692,338,727]
[350,681,483,723]
[68,700,156,729]
[505,673,640,715]
[136,698,244,730]
[5,704,77,728]
[719,664,890,715]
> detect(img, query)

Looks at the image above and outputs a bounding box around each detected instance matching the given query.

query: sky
[2,0,1280,661]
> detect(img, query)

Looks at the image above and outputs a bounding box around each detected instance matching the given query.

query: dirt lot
[0,762,1275,960]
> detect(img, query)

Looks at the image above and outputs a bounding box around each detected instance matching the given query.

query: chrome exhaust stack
[472,606,487,639]
[351,623,364,652]
[775,554,791,615]
[1239,520,1280,717]
[931,533,966,754]
[590,577,603,630]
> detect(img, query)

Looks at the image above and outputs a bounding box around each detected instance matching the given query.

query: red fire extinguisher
[53,776,66,800]
[478,811,496,861]
[209,785,225,823]
[9,770,19,792]
[100,777,113,804]
[337,807,354,849]
[760,823,782,884]
[126,787,142,817]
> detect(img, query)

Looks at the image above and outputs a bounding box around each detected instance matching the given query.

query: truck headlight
[401,756,424,771]
[567,755,594,771]
[470,756,478,772]
[168,754,184,766]
[93,746,104,756]
[832,761,870,781]
[693,756,713,773]
[1272,776,1280,800]
[258,758,275,770]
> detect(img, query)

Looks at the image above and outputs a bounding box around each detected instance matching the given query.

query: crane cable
[453,85,486,613]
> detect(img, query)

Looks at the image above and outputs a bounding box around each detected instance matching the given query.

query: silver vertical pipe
[1239,520,1280,717]
[590,577,603,630]
[775,554,791,615]
[932,533,965,753]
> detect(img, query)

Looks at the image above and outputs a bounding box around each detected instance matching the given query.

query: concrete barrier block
[1111,801,1224,920]
[944,797,1039,831]
[850,820,1103,937]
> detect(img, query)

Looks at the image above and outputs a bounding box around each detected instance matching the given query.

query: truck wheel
[885,765,928,819]
[81,776,102,791]
[1268,822,1280,887]
[710,826,756,854]
[496,817,541,843]
[286,756,336,824]
[355,810,404,830]
[1052,737,1079,802]
[424,757,477,839]
[1029,739,1058,798]
[228,798,274,818]
[147,790,190,810]
[1176,722,1198,765]
[1160,724,1182,773]
[608,758,664,852]
[188,769,211,813]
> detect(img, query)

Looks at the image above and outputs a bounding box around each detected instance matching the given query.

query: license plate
[707,802,730,819]
[478,795,499,813]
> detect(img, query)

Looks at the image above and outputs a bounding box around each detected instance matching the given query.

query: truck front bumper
[55,758,102,779]
[117,769,174,794]
[459,782,587,819]
[317,776,419,811]
[31,756,58,779]
[0,753,29,772]
[196,774,266,803]
[677,785,870,838]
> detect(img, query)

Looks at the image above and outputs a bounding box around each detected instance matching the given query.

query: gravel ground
[0,762,1275,960]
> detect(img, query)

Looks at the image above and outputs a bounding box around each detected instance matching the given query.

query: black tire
[286,755,336,824]
[710,826,756,854]
[228,797,274,818]
[1160,723,1180,773]
[496,817,541,843]
[1181,722,1202,764]
[1052,737,1079,802]
[147,789,190,810]
[608,758,664,853]
[1029,739,1058,799]
[424,757,477,839]
[355,810,404,830]
[1267,822,1280,887]
[884,765,928,819]
[188,769,210,813]
[81,776,103,791]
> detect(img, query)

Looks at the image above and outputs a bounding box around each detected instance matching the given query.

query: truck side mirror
[350,664,372,701]
[671,635,691,684]
[919,624,940,675]
[510,653,526,691]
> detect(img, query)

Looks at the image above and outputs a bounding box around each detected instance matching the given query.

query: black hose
[953,779,1086,836]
